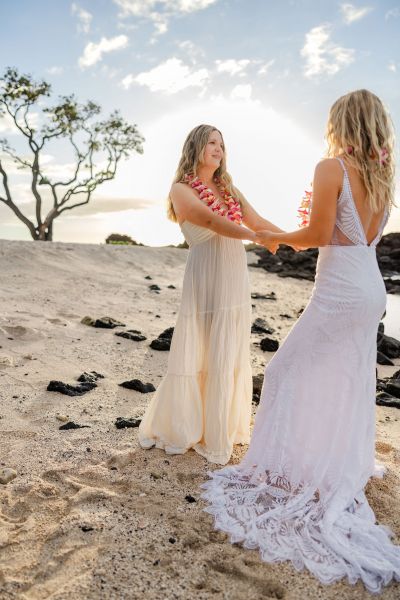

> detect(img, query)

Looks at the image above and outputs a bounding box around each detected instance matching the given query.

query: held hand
[255,230,279,255]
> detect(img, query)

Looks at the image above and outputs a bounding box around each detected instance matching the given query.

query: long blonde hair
[167,124,236,222]
[326,89,395,213]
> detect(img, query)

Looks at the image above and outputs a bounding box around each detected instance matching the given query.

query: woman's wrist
[249,230,257,243]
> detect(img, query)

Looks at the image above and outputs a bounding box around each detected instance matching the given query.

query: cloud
[215,59,251,76]
[177,40,205,62]
[257,59,275,75]
[385,7,400,19]
[301,24,355,78]
[124,58,209,94]
[71,3,93,33]
[64,195,156,216]
[230,84,253,101]
[388,61,397,73]
[340,3,372,24]
[113,0,218,34]
[78,35,129,69]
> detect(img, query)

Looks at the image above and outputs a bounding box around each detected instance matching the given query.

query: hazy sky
[0,0,399,245]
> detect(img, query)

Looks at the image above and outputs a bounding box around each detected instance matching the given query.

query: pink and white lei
[183,173,243,225]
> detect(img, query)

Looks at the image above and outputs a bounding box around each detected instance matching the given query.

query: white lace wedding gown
[202,159,400,593]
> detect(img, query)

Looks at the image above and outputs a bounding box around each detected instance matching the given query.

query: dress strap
[336,157,346,171]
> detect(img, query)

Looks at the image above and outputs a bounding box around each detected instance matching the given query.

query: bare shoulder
[170,181,195,201]
[314,158,342,182]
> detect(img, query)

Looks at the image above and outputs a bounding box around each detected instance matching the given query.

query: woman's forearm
[208,213,257,242]
[253,218,283,234]
[273,227,326,247]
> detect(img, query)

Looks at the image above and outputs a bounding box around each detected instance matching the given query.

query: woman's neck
[197,166,216,186]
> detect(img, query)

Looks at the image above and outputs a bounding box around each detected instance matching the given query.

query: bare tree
[0,67,144,240]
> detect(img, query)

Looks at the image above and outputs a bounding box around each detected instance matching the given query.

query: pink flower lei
[298,187,312,228]
[183,173,243,224]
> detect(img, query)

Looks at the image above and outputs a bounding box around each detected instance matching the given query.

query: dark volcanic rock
[77,371,104,384]
[251,292,276,300]
[168,285,176,289]
[377,233,400,290]
[250,233,400,285]
[185,495,196,503]
[385,381,400,399]
[377,351,394,366]
[47,380,97,396]
[115,417,141,429]
[145,275,152,280]
[378,334,400,359]
[119,379,156,393]
[376,392,400,409]
[115,330,147,342]
[149,284,161,292]
[260,337,279,352]
[81,316,125,329]
[252,246,319,281]
[94,317,125,328]
[150,338,170,351]
[252,374,264,404]
[159,327,174,340]
[150,327,175,351]
[59,421,90,430]
[251,318,275,335]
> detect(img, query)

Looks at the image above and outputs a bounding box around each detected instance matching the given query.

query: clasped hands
[255,230,302,255]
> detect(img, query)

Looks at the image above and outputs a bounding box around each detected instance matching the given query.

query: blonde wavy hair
[167,124,237,222]
[326,89,395,213]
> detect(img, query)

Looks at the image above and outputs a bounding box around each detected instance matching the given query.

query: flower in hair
[379,147,389,166]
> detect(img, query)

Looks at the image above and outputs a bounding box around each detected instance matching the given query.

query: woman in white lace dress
[139,125,283,464]
[202,90,400,592]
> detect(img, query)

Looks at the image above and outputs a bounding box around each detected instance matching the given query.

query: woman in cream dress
[139,124,282,465]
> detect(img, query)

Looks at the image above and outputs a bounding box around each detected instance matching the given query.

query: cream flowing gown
[138,220,253,465]
[202,159,400,593]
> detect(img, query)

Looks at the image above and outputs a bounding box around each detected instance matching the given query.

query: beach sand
[0,239,399,600]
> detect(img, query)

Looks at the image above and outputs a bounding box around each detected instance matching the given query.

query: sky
[0,0,399,246]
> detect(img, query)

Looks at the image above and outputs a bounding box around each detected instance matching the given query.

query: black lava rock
[185,495,196,503]
[119,379,156,393]
[260,337,280,352]
[150,338,171,351]
[149,284,161,292]
[251,292,277,300]
[168,285,176,289]
[149,327,175,351]
[252,374,264,404]
[115,330,147,342]
[378,334,400,359]
[115,417,142,429]
[59,421,90,430]
[93,317,125,329]
[377,351,394,366]
[47,380,97,396]
[250,233,400,287]
[159,327,174,340]
[77,371,104,384]
[384,381,400,399]
[251,318,275,335]
[376,392,400,409]
[145,275,152,280]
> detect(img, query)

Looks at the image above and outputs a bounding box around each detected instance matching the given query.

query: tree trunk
[36,222,53,241]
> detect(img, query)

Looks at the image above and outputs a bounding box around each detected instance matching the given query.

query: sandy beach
[0,238,399,600]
